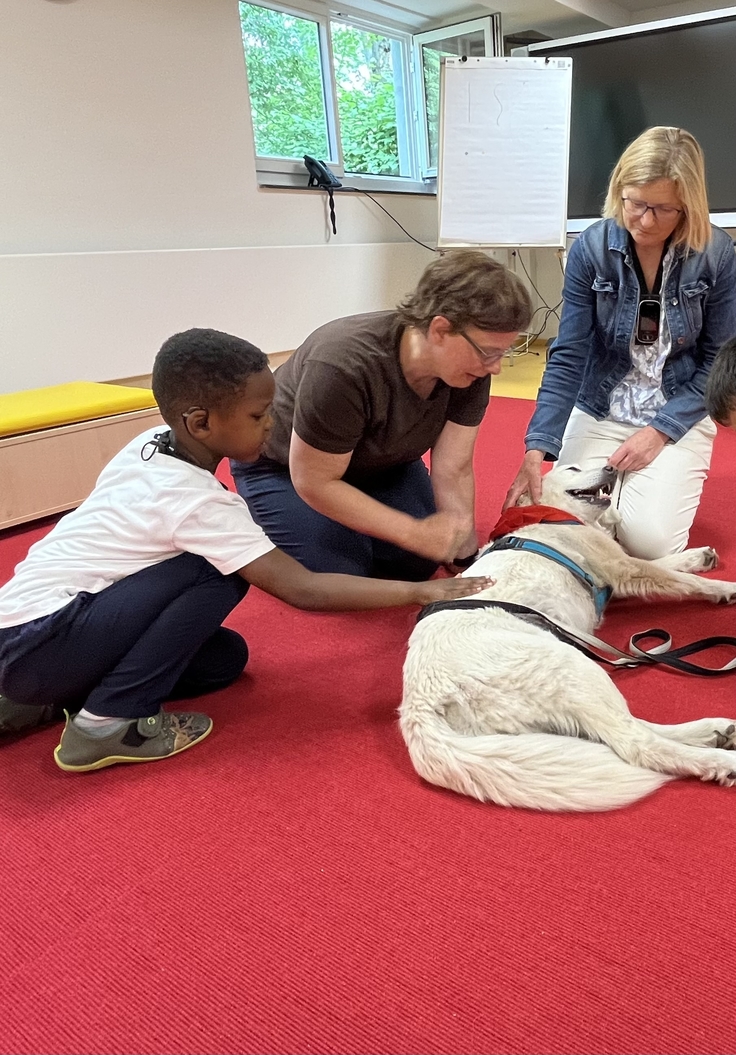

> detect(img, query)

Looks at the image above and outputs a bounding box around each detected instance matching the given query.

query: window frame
[241,0,489,194]
[328,11,420,187]
[238,3,501,196]
[412,16,500,180]
[240,0,345,181]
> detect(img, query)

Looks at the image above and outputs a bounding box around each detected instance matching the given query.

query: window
[413,19,500,176]
[240,5,331,162]
[238,2,499,193]
[331,22,407,178]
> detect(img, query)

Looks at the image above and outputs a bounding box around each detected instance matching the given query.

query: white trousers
[558,408,717,559]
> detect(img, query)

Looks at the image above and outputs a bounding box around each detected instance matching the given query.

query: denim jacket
[525,218,736,458]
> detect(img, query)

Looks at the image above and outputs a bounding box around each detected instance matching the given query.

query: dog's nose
[603,465,617,476]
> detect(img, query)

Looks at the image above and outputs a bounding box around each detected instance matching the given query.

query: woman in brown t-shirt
[232,251,533,580]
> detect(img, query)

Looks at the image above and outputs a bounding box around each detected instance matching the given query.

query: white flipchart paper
[437,57,572,248]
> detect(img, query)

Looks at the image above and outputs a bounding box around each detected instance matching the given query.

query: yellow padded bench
[0,382,158,438]
[0,382,164,530]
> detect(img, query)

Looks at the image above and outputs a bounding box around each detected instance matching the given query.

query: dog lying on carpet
[400,464,736,812]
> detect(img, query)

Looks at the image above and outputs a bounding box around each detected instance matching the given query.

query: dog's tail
[400,705,673,812]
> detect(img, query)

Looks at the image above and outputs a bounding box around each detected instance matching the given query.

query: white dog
[400,464,736,812]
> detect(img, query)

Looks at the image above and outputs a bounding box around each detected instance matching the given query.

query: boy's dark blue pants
[0,553,249,720]
[231,455,438,581]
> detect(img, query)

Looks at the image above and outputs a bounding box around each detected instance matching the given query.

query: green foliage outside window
[240,3,401,176]
[239,4,329,160]
[332,24,400,176]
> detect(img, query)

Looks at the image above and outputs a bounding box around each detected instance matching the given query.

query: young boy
[705,336,736,429]
[0,329,492,772]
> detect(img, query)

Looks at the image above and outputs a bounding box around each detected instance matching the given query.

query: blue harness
[479,533,613,620]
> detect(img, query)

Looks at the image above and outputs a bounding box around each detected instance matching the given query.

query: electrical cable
[524,302,562,346]
[341,187,436,252]
[507,248,563,357]
[312,174,566,353]
[512,249,560,319]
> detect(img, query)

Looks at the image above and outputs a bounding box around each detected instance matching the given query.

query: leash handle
[538,621,736,676]
[628,629,736,676]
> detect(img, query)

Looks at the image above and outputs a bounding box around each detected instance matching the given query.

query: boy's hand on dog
[503,450,545,509]
[606,426,668,473]
[411,573,495,607]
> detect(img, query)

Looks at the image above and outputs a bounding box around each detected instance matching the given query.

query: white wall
[0,0,446,393]
[2,0,445,255]
[0,243,431,392]
[13,1,733,396]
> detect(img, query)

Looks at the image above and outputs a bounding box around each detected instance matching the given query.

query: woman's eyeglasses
[622,197,682,222]
[459,330,507,365]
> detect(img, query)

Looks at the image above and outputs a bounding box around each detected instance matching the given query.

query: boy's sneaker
[0,694,54,735]
[54,709,213,772]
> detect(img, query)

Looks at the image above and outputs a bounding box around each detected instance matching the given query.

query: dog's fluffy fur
[400,465,736,812]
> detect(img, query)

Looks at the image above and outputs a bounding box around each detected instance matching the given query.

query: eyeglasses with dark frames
[459,330,508,365]
[622,197,683,222]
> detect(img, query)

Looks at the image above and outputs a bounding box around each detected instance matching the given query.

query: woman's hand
[290,437,471,564]
[503,450,545,510]
[411,511,471,563]
[606,426,669,473]
[410,573,495,607]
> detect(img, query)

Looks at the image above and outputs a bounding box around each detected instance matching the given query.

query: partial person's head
[705,337,736,428]
[152,328,274,463]
[397,250,534,386]
[603,126,711,252]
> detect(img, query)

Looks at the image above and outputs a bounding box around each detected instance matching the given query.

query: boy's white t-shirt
[0,428,276,629]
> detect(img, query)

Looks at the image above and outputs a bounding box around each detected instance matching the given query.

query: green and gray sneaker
[54,709,213,772]
[0,694,55,735]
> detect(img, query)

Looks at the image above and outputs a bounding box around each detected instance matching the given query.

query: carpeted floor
[1,394,736,1055]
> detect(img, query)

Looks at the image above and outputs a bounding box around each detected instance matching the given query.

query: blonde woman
[505,127,736,559]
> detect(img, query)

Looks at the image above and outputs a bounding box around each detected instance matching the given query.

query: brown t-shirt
[264,311,490,481]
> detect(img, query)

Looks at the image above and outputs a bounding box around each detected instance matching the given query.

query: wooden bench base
[0,407,163,530]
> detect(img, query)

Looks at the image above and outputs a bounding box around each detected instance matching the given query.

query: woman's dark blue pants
[231,456,438,581]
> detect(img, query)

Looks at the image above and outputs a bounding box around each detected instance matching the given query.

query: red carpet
[1,396,736,1055]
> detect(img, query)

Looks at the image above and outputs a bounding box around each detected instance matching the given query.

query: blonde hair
[603,127,711,252]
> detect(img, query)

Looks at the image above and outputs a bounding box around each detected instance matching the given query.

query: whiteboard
[437,57,572,248]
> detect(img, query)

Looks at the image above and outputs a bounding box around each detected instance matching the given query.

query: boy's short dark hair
[705,337,736,425]
[152,328,268,421]
[396,250,533,335]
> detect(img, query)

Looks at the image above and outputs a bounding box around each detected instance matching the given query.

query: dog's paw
[712,723,736,750]
[699,547,719,571]
[714,767,736,787]
[653,548,719,574]
[675,546,719,572]
[713,583,736,605]
[697,749,736,785]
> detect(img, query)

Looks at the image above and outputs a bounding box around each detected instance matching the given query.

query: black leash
[417,599,736,676]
